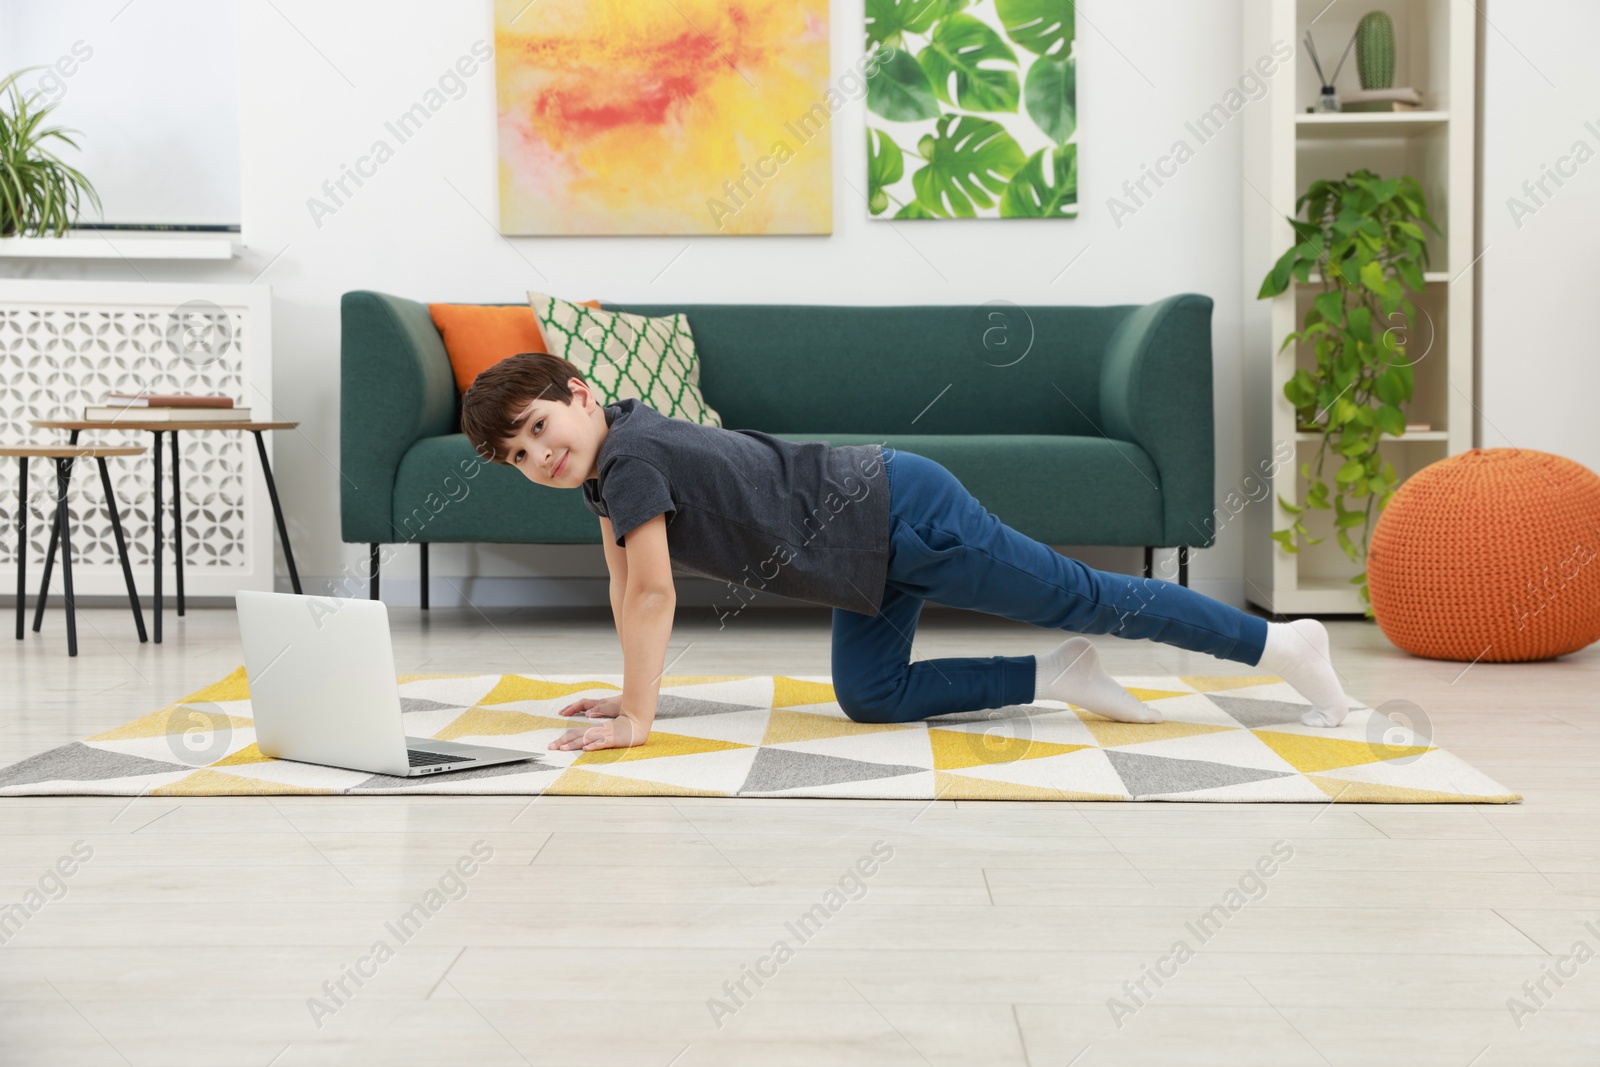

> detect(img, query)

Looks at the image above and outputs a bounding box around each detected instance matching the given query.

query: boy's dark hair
[460,352,589,465]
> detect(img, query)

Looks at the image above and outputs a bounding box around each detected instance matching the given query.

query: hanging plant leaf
[918,13,1020,113]
[1313,290,1344,324]
[1373,366,1408,405]
[1024,55,1076,144]
[995,0,1074,58]
[999,144,1076,217]
[1284,369,1316,408]
[1375,403,1406,436]
[866,48,942,121]
[1259,168,1443,585]
[909,114,1026,217]
[1346,304,1373,343]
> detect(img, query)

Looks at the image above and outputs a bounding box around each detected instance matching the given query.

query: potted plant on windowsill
[1257,168,1441,616]
[0,68,101,238]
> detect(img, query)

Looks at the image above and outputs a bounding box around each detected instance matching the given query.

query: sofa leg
[1142,546,1153,580]
[419,542,429,611]
[1179,545,1189,588]
[370,543,380,601]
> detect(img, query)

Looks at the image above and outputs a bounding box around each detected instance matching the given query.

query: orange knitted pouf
[1367,449,1600,662]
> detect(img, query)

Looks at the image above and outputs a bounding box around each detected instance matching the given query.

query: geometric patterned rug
[0,669,1520,802]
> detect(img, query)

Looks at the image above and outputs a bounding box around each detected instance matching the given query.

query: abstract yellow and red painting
[494,0,833,235]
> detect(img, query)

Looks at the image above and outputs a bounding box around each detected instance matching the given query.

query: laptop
[235,590,539,777]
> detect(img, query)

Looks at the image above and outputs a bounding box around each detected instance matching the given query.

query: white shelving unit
[1241,0,1478,616]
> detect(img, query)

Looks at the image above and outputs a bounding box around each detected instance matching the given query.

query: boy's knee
[835,688,899,724]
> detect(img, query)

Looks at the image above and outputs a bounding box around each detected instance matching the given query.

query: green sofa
[340,291,1217,607]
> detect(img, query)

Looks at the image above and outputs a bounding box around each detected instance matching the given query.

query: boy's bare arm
[618,513,675,730]
[599,516,628,645]
[551,513,673,751]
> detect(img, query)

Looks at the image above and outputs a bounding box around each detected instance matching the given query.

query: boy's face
[504,378,605,487]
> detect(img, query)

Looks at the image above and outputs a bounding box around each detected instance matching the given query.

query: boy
[460,353,1351,753]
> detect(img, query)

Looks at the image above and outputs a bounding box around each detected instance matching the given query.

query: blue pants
[830,447,1270,723]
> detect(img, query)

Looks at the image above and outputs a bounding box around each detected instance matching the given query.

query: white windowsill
[0,234,241,260]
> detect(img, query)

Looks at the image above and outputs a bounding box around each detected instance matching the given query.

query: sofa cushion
[390,432,1160,547]
[428,301,600,396]
[529,292,724,427]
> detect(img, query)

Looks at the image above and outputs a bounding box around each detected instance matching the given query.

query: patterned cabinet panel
[0,282,275,599]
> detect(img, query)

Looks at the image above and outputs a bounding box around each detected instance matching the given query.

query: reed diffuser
[1303,28,1358,112]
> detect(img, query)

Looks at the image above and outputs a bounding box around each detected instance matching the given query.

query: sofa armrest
[340,290,459,544]
[1098,293,1216,548]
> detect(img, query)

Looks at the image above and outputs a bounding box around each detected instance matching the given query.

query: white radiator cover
[0,281,275,599]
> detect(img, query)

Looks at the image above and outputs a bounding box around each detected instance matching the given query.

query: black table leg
[14,457,26,641]
[370,543,380,601]
[33,429,79,634]
[1178,545,1189,588]
[32,508,55,633]
[55,456,78,658]
[252,431,301,594]
[98,457,148,643]
[420,542,428,611]
[152,431,163,644]
[171,430,185,617]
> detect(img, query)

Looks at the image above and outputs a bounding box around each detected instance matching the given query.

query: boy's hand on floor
[556,695,623,719]
[548,715,649,752]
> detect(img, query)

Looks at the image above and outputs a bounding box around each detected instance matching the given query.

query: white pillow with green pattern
[527,291,723,428]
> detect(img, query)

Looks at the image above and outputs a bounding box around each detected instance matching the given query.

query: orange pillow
[429,301,602,395]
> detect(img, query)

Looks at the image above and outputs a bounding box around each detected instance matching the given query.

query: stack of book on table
[84,393,251,422]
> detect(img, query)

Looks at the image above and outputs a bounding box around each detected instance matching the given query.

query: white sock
[1034,636,1161,724]
[1255,619,1350,727]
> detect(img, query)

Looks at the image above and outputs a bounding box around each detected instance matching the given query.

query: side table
[31,420,303,643]
[4,444,148,657]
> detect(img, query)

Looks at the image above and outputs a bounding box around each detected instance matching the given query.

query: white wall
[4,0,1275,609]
[1479,3,1600,475]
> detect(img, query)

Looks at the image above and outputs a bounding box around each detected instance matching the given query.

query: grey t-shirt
[580,398,891,618]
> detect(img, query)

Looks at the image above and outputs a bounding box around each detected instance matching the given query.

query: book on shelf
[84,406,253,422]
[1340,87,1424,113]
[102,392,234,408]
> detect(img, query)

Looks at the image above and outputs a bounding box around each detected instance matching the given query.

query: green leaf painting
[866,0,1076,220]
[866,48,942,122]
[866,0,945,48]
[1024,55,1074,145]
[911,116,1026,216]
[999,143,1076,217]
[867,128,905,215]
[919,15,1020,112]
[995,0,1073,57]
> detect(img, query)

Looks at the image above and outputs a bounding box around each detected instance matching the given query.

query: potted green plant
[0,68,101,237]
[1256,168,1441,616]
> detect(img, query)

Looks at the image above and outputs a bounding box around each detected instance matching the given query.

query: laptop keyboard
[408,749,467,767]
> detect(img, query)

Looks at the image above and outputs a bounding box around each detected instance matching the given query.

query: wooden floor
[2,602,1597,1066]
